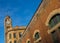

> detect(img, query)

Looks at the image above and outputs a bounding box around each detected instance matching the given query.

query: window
[35,32,40,40]
[14,40,17,43]
[26,39,30,43]
[49,14,60,28]
[27,41,30,43]
[51,31,59,43]
[10,41,12,43]
[19,32,22,37]
[13,33,16,38]
[33,30,41,43]
[49,14,60,43]
[58,27,60,31]
[9,33,11,39]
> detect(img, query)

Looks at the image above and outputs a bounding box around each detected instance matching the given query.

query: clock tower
[4,16,26,43]
[4,16,12,32]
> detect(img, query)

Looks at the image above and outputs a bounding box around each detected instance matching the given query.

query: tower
[4,16,12,32]
[4,16,12,43]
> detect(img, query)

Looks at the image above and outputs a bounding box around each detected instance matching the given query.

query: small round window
[26,39,30,43]
[34,32,40,40]
[27,41,30,43]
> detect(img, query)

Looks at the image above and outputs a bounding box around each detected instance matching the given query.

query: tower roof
[5,16,10,19]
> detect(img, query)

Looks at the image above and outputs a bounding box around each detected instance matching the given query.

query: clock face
[6,19,10,25]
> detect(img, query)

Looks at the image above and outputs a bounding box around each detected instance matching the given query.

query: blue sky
[0,0,42,43]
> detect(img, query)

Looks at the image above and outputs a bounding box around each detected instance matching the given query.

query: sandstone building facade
[4,16,26,43]
[5,0,60,43]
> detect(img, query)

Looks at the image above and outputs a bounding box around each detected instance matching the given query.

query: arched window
[19,32,22,37]
[14,40,17,43]
[9,33,11,39]
[10,41,12,43]
[26,39,30,43]
[49,14,60,28]
[27,41,30,43]
[13,33,16,38]
[34,32,40,40]
[46,9,60,43]
[49,14,60,43]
